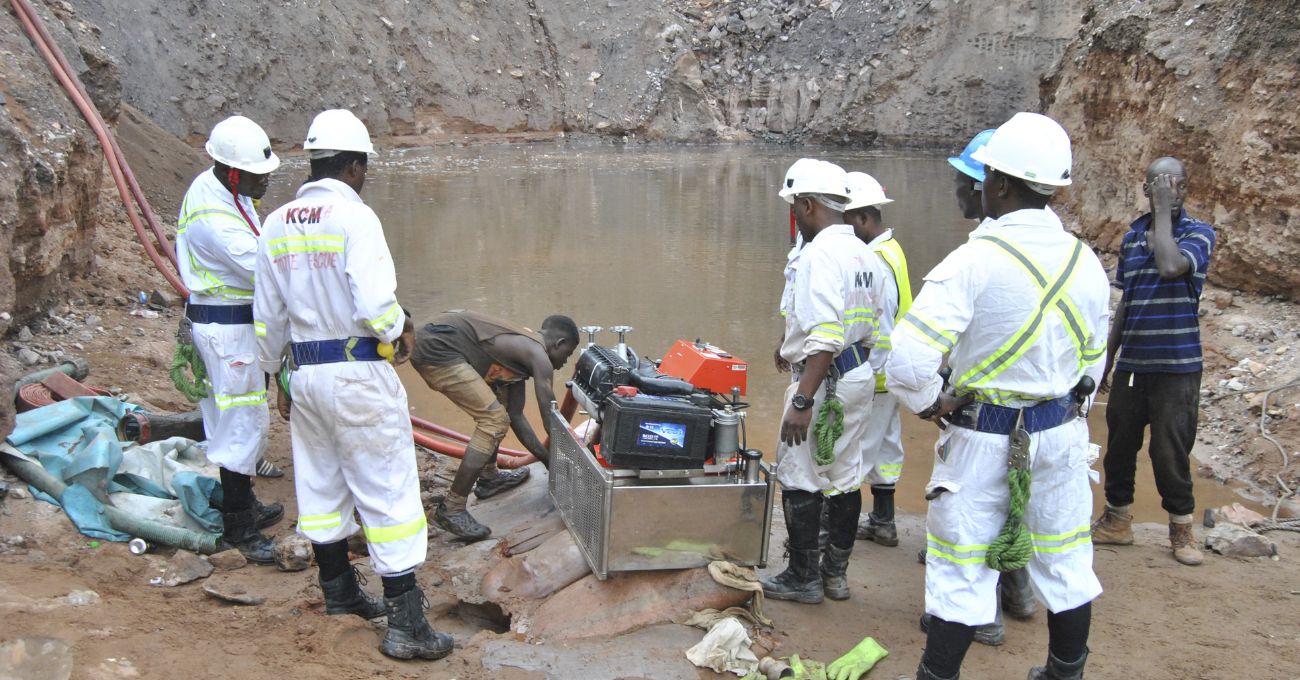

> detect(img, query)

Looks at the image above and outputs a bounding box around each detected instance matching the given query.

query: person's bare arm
[490,334,560,435]
[503,382,549,463]
[1099,300,1126,394]
[780,351,833,446]
[1149,174,1191,280]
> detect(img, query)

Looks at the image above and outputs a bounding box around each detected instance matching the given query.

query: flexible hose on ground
[10,0,186,296]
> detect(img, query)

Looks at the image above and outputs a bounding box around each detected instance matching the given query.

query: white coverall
[777,224,888,494]
[253,178,425,576]
[176,169,268,476]
[886,207,1109,626]
[859,229,907,486]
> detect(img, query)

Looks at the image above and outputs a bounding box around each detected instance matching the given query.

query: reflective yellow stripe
[926,533,989,565]
[266,234,345,257]
[957,238,1086,390]
[214,389,267,410]
[1031,525,1092,554]
[254,321,267,337]
[363,514,428,543]
[877,463,902,476]
[899,311,956,353]
[367,302,403,332]
[874,238,913,322]
[298,512,343,531]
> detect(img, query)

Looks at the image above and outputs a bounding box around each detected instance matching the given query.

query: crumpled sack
[707,560,773,627]
[685,617,760,676]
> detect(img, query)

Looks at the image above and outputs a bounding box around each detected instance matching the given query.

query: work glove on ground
[788,654,828,680]
[826,636,889,680]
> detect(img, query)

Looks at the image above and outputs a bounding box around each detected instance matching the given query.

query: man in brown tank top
[410,310,579,541]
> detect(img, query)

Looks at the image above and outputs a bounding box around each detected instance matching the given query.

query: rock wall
[1045,0,1300,295]
[68,0,1083,147]
[0,0,117,329]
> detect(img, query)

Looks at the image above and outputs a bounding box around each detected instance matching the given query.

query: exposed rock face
[1045,0,1300,295]
[0,0,118,327]
[68,0,1083,147]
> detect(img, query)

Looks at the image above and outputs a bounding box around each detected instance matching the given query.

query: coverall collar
[296,177,364,203]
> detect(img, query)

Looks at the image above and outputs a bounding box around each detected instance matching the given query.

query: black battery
[600,392,713,469]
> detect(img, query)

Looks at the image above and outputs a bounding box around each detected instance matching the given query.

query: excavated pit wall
[1045,0,1300,296]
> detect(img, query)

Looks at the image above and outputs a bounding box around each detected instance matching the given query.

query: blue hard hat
[948,129,996,182]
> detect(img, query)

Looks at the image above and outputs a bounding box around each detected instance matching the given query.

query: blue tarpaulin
[5,397,222,540]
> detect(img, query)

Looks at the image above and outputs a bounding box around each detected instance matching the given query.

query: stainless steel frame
[548,407,775,580]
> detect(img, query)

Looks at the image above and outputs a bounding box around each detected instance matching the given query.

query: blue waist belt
[186,304,253,325]
[833,341,871,375]
[949,395,1078,435]
[290,338,383,366]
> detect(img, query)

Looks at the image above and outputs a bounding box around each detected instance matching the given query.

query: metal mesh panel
[549,410,609,577]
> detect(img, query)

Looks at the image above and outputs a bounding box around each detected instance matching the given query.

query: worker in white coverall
[840,171,911,549]
[763,159,888,605]
[254,109,452,661]
[915,129,1040,649]
[886,113,1109,680]
[176,115,283,563]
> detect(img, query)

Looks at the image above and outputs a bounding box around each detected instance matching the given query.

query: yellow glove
[826,637,888,680]
[788,655,828,680]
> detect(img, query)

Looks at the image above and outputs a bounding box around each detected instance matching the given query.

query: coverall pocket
[333,376,391,429]
[215,352,261,396]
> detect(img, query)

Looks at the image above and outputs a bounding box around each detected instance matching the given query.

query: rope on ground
[169,341,208,403]
[812,396,843,466]
[1259,378,1300,468]
[986,466,1033,572]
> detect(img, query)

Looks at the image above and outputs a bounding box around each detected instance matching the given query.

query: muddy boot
[1027,649,1087,680]
[818,503,831,550]
[1090,505,1133,545]
[820,544,853,600]
[1169,520,1204,566]
[920,611,1004,647]
[432,499,491,542]
[762,490,824,604]
[221,509,275,564]
[915,661,959,680]
[857,485,899,546]
[1000,568,1038,620]
[380,586,454,661]
[473,466,531,500]
[321,565,386,620]
[252,495,284,530]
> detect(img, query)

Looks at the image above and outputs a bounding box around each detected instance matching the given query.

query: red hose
[10,0,187,296]
[412,430,537,469]
[409,415,530,459]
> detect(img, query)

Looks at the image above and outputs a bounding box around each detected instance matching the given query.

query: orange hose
[10,0,187,295]
[409,415,530,459]
[412,430,538,468]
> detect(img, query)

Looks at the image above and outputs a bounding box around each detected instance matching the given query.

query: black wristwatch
[791,393,815,411]
[917,395,944,420]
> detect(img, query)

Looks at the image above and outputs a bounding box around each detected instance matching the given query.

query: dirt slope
[1045,0,1300,296]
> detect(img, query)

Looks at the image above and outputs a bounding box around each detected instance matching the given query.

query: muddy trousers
[287,361,427,576]
[1103,370,1201,516]
[193,321,268,476]
[921,603,1091,677]
[413,361,511,489]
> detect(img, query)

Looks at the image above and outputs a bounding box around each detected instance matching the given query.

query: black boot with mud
[381,586,454,661]
[474,466,531,500]
[221,509,276,564]
[762,490,824,604]
[321,565,387,620]
[252,496,284,530]
[1028,649,1087,680]
[857,485,899,546]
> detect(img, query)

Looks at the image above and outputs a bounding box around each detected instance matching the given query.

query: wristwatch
[791,393,815,411]
[917,395,944,420]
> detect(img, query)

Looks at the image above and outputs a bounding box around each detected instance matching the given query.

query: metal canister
[740,449,763,484]
[127,537,150,555]
[711,408,740,463]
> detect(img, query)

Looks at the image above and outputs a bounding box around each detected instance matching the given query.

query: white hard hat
[778,158,850,205]
[970,112,1072,191]
[303,109,375,156]
[205,116,280,175]
[843,171,894,211]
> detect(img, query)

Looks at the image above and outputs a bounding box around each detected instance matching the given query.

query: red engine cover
[658,339,747,396]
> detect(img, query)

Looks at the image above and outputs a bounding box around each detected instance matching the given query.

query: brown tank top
[413,310,543,386]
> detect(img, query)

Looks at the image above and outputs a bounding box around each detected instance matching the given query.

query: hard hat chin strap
[225,167,260,236]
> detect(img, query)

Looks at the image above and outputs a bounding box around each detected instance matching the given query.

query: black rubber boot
[858,485,899,546]
[820,545,853,600]
[762,490,824,604]
[1027,649,1087,680]
[380,586,454,661]
[1000,567,1038,620]
[916,661,959,680]
[221,509,275,564]
[321,565,387,620]
[432,501,491,542]
[252,495,284,530]
[473,466,531,500]
[920,608,1005,647]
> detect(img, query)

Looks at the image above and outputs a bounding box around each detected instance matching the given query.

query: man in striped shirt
[1092,156,1216,566]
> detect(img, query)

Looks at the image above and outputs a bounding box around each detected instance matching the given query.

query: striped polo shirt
[1114,209,1215,374]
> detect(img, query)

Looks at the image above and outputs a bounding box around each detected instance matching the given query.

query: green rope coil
[169,341,209,403]
[985,466,1033,572]
[812,396,844,466]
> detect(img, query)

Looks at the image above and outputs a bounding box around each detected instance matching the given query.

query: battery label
[638,420,687,448]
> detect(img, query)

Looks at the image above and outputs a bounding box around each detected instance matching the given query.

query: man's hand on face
[1148,173,1185,215]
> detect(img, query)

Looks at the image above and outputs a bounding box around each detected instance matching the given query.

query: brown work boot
[1169,521,1204,566]
[1090,505,1133,545]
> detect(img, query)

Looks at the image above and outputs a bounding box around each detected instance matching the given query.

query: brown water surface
[273,143,1252,522]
